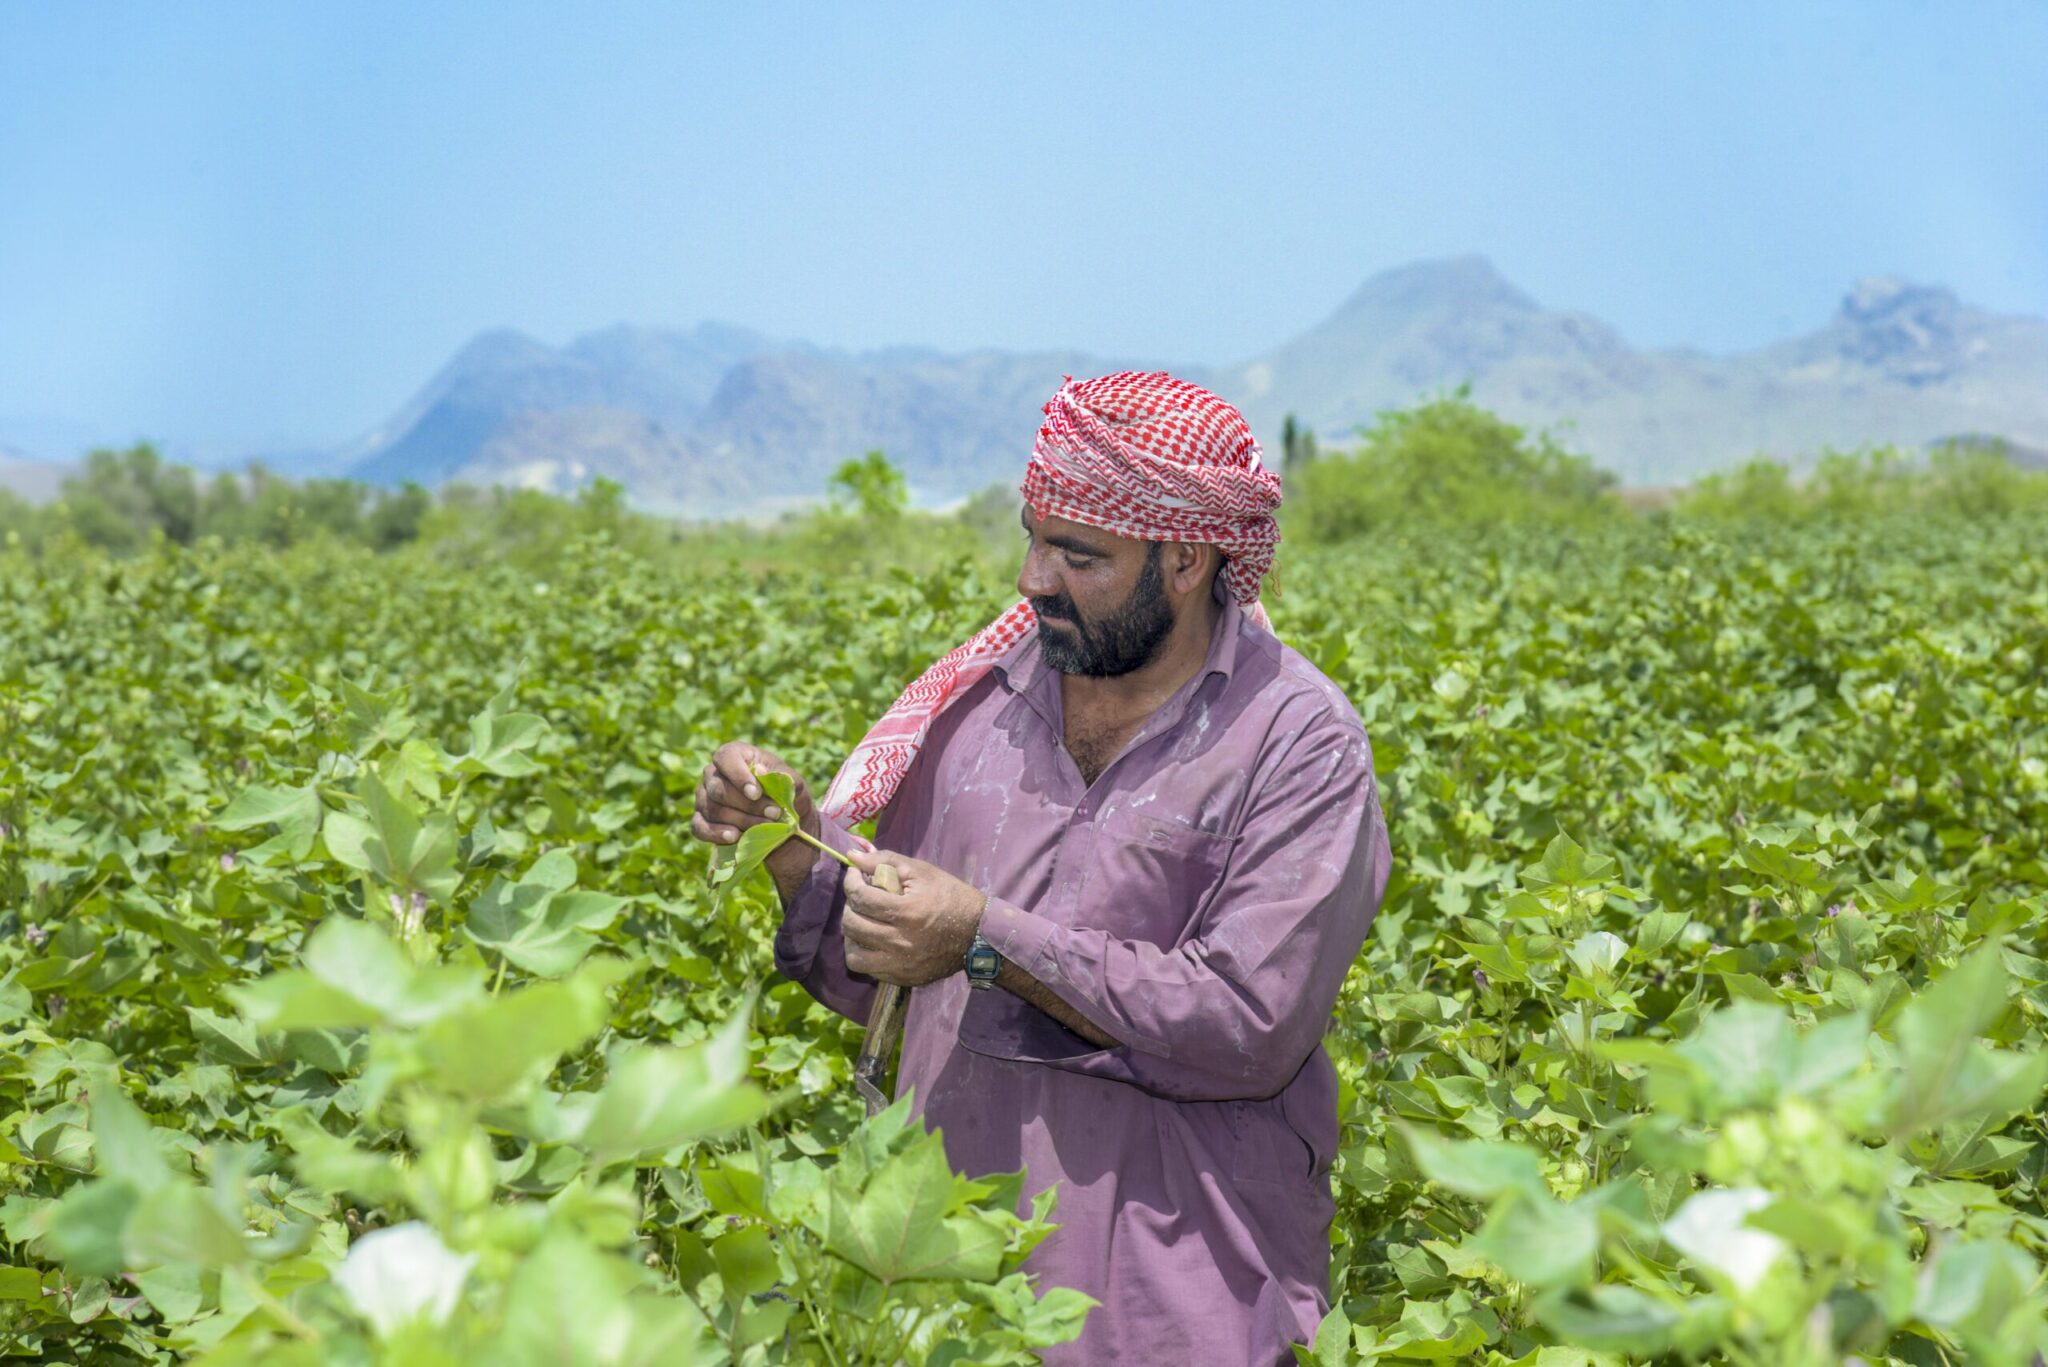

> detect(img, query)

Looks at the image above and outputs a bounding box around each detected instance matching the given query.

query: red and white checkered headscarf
[820,371,1283,823]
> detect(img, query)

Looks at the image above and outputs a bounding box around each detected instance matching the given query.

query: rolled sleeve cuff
[977,894,1059,977]
[958,895,1111,1069]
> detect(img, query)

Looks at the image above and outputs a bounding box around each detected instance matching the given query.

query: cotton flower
[333,1223,474,1337]
[1662,1187,1785,1293]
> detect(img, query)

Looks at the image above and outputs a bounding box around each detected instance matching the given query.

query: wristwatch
[964,933,1002,989]
[963,892,1002,989]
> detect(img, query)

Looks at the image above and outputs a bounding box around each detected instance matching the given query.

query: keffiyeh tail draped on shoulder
[819,371,1284,824]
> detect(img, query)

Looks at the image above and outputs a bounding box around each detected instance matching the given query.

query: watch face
[966,944,1001,979]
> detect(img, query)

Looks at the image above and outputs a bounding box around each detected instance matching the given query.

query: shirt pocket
[1227,1091,1327,1186]
[1082,809,1239,945]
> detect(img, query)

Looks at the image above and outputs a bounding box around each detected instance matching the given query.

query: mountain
[331,258,2048,508]
[1208,255,1646,433]
[1211,258,2048,485]
[340,321,784,493]
[341,323,1157,513]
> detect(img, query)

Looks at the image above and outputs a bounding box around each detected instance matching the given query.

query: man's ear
[1165,541,1216,596]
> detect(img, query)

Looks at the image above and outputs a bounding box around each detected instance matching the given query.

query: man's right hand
[689,742,822,897]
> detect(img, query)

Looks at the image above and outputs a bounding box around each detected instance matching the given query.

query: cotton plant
[1375,943,2048,1366]
[2,679,1089,1365]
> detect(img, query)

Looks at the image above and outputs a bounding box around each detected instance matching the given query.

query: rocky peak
[1831,277,1968,382]
[1330,253,1537,320]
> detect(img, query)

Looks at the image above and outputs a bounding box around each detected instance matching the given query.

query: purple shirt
[776,586,1391,1365]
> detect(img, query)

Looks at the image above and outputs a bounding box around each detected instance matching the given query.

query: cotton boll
[334,1222,475,1337]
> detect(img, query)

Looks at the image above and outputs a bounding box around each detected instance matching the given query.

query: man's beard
[1031,543,1175,678]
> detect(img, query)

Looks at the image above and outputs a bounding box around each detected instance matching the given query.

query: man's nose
[1017,545,1059,601]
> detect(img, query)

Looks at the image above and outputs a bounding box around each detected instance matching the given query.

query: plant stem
[491,956,508,997]
[789,826,855,869]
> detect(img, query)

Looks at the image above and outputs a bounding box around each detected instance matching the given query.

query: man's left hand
[841,848,985,986]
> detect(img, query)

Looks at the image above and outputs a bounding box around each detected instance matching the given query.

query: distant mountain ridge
[311,258,2048,512]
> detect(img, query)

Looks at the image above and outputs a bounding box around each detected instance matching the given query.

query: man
[691,371,1390,1364]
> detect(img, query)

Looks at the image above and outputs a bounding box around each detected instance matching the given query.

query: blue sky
[2,1,2043,460]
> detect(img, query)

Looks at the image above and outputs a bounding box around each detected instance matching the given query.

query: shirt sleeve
[771,815,879,1025]
[973,711,1391,1102]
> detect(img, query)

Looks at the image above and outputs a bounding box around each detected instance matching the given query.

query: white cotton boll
[333,1222,475,1337]
[1661,1187,1786,1293]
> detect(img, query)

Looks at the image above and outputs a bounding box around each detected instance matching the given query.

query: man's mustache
[1031,597,1077,622]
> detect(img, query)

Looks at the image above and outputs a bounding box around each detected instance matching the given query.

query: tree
[1280,414,1319,479]
[828,450,909,521]
[367,482,433,549]
[1286,388,1617,544]
[59,442,201,548]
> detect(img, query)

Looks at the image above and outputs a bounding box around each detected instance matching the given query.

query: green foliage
[1280,514,2048,1365]
[0,548,1086,1362]
[1281,412,1321,479]
[1285,389,1618,544]
[2,446,2046,1362]
[1680,443,2048,522]
[827,450,910,522]
[35,447,440,555]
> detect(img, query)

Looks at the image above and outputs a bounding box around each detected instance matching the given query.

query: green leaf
[130,1263,206,1323]
[124,1183,249,1270]
[697,1153,771,1220]
[1784,1012,1870,1095]
[721,817,798,892]
[809,1125,1010,1283]
[571,1009,770,1168]
[1674,1002,1795,1110]
[358,770,461,900]
[1536,1285,1690,1356]
[463,685,550,778]
[494,1232,719,1367]
[710,1226,778,1299]
[115,893,233,974]
[43,1180,137,1278]
[1294,1303,1352,1366]
[1631,910,1691,959]
[1890,943,2047,1135]
[1382,1298,1490,1358]
[0,1266,45,1300]
[1524,834,1617,890]
[1400,1125,1548,1202]
[1913,1238,2039,1345]
[215,783,323,861]
[228,916,484,1030]
[465,852,628,978]
[187,1006,282,1069]
[753,768,797,812]
[1470,1191,1600,1290]
[321,808,377,872]
[88,1090,175,1192]
[417,959,628,1099]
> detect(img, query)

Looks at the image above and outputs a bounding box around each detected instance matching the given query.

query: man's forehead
[1019,505,1141,549]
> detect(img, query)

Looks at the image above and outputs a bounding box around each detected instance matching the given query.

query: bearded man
[691,372,1390,1364]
